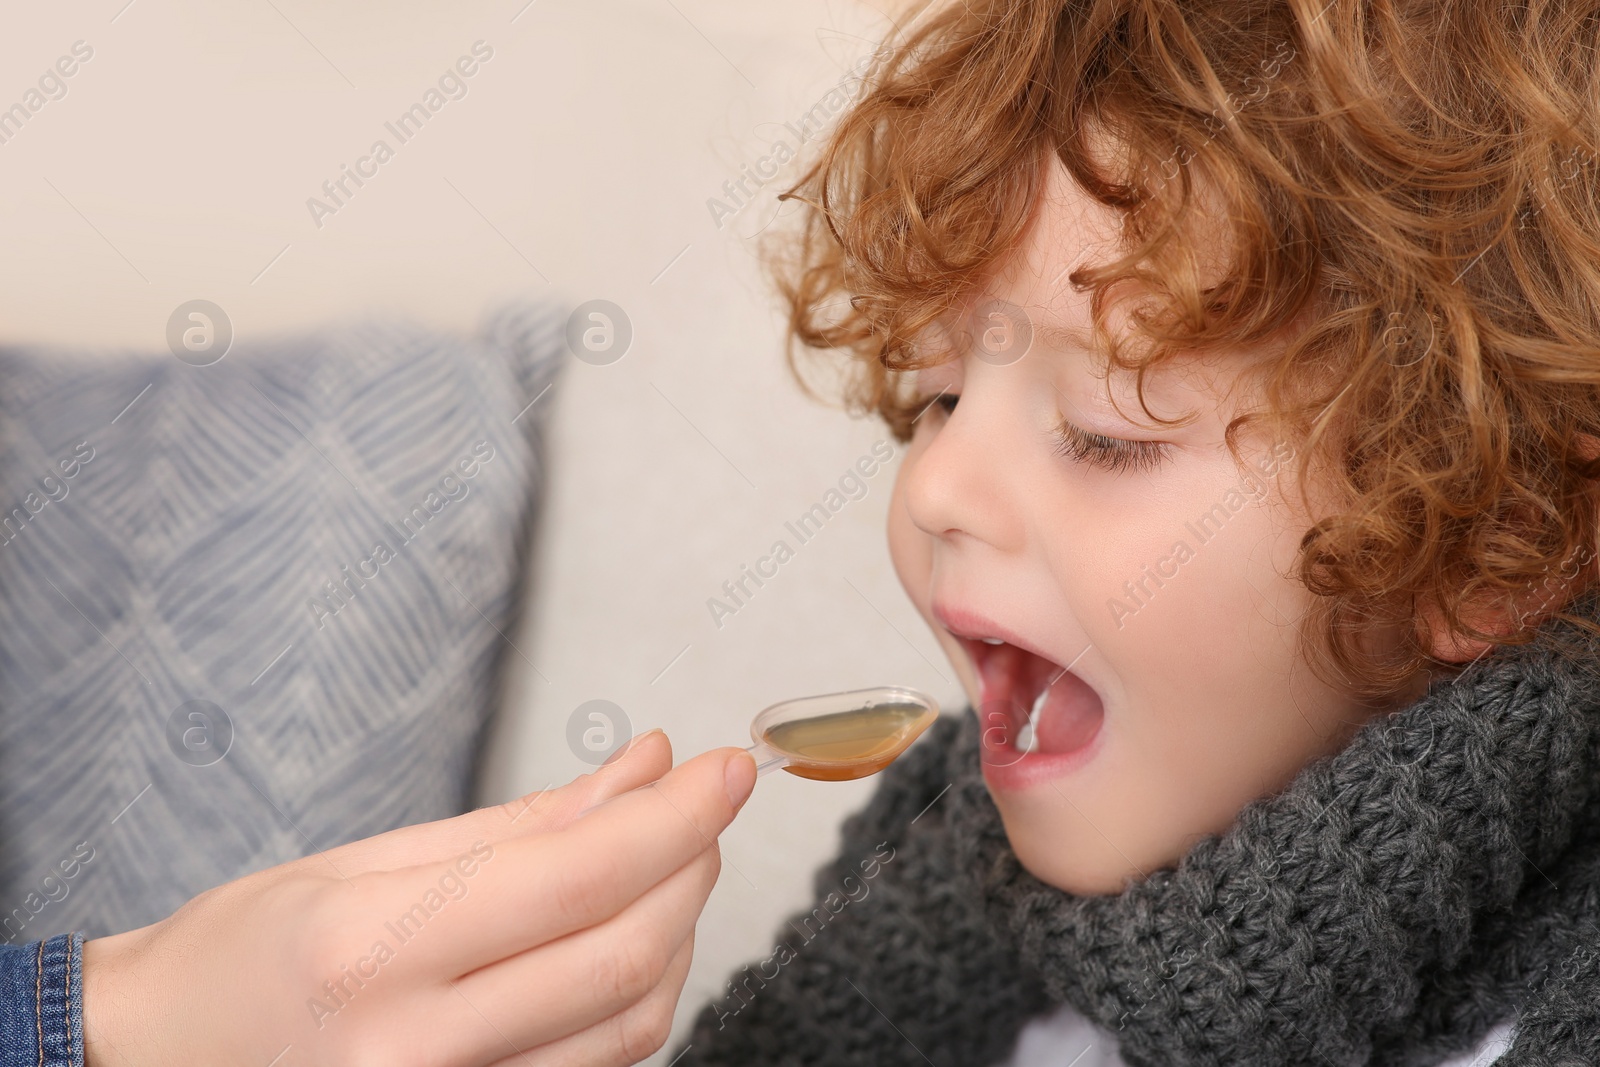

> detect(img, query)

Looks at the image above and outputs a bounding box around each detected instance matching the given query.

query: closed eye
[1053,417,1169,474]
[912,390,959,423]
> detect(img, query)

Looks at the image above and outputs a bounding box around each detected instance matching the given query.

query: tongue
[1031,669,1104,753]
[978,641,1103,755]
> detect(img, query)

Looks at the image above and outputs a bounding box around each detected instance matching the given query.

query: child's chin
[992,800,1146,896]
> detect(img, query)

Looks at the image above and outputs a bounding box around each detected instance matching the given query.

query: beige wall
[0,1,962,1062]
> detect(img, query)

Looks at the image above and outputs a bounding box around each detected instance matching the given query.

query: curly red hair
[763,0,1600,700]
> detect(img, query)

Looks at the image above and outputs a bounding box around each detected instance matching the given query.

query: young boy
[676,0,1600,1063]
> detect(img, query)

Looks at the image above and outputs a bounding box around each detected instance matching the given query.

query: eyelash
[929,393,1169,474]
[1053,419,1170,474]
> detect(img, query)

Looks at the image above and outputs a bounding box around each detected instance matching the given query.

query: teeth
[1022,687,1048,754]
[981,637,1005,645]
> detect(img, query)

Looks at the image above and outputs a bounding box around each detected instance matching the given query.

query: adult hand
[81,730,756,1067]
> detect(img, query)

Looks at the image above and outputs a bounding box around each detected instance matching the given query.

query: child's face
[887,158,1426,894]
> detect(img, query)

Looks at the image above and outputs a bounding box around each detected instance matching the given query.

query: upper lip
[931,601,1067,672]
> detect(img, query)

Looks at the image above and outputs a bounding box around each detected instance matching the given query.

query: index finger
[317,730,677,879]
[390,745,756,977]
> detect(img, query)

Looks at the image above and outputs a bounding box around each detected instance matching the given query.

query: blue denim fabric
[0,932,82,1067]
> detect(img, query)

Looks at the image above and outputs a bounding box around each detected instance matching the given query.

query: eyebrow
[1045,332,1202,432]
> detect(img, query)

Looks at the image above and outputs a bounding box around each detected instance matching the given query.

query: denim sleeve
[0,932,84,1067]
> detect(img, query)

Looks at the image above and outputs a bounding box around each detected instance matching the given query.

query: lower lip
[974,693,1104,792]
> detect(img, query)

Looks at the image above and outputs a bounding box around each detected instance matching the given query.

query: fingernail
[724,750,757,808]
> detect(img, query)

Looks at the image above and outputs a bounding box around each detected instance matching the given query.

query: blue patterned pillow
[0,301,563,941]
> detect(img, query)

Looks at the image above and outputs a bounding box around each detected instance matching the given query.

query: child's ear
[1420,599,1499,664]
[1420,572,1594,665]
[1424,432,1600,663]
[1422,574,1595,662]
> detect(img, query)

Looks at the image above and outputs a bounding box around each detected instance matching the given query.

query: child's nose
[901,383,1020,552]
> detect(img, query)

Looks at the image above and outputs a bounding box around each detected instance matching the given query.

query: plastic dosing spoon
[744,686,940,780]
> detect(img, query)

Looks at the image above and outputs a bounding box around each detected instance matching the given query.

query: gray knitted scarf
[676,587,1600,1067]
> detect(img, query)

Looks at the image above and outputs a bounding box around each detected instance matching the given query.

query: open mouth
[937,610,1105,770]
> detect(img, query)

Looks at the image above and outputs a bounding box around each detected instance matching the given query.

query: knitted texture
[677,588,1600,1066]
